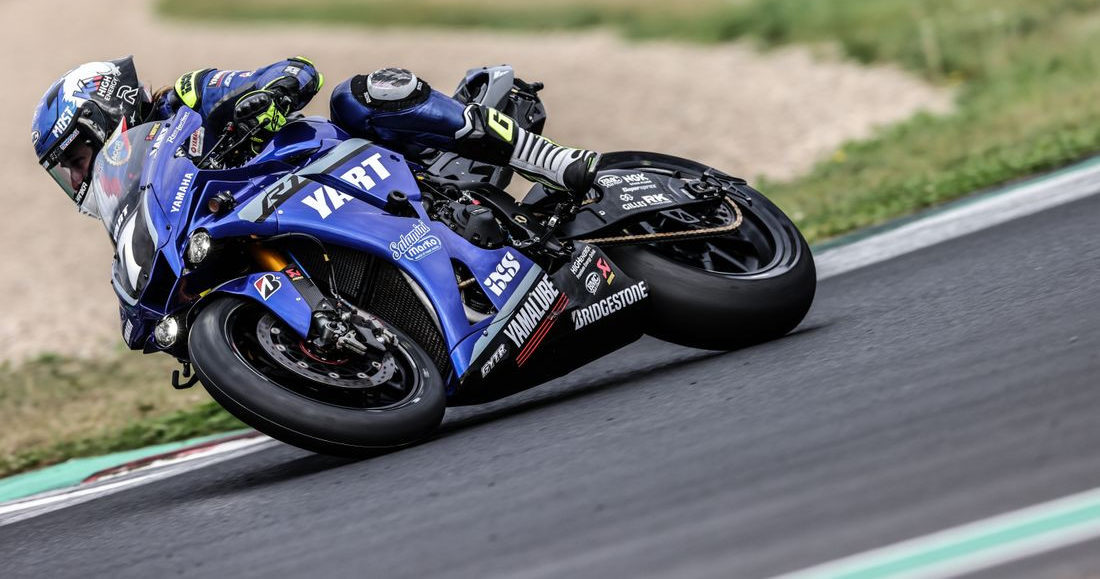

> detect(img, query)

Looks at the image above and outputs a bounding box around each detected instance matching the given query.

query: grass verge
[160,0,1100,242]
[0,354,242,478]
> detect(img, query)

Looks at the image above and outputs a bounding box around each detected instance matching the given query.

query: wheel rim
[608,163,802,279]
[224,304,422,410]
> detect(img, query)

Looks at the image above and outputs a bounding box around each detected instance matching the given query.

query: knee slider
[351,68,431,111]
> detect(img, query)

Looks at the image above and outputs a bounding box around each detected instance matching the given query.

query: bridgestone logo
[502,277,560,348]
[572,282,649,330]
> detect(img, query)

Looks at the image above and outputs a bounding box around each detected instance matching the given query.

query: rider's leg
[330,68,600,199]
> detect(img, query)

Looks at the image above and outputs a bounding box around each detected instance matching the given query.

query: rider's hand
[233,90,287,134]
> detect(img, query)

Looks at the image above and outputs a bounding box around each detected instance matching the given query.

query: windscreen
[86,120,162,242]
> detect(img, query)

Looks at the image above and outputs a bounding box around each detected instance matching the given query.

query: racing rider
[31,56,600,218]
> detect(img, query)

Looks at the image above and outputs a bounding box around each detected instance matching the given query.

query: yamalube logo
[484,251,521,297]
[597,175,623,188]
[391,220,441,261]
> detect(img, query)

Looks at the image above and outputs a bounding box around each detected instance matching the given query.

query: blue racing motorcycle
[90,66,815,454]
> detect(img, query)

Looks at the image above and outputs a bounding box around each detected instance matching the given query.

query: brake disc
[255,314,397,388]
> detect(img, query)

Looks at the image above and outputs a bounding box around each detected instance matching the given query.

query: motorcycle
[91,66,815,454]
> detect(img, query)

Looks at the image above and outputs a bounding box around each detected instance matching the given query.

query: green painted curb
[0,429,251,503]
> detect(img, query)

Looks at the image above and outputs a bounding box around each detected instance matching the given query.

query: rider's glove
[233,90,288,150]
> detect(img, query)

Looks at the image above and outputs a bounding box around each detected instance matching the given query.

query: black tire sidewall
[188,297,446,455]
[605,195,816,351]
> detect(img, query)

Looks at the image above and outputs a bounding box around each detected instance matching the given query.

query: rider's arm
[152,57,324,129]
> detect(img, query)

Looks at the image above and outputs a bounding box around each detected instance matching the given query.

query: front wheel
[599,152,816,350]
[188,297,446,455]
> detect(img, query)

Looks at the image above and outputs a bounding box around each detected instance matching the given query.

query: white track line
[815,160,1100,280]
[0,436,277,527]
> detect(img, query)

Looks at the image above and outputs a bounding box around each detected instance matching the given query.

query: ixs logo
[254,273,282,301]
[390,220,441,261]
[484,251,521,297]
[597,175,623,188]
[572,281,649,330]
[170,172,194,213]
[480,343,508,378]
[502,276,561,349]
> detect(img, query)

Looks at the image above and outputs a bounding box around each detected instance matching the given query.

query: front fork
[250,243,389,355]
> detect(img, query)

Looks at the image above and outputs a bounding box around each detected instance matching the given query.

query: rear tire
[189,297,446,456]
[599,152,815,350]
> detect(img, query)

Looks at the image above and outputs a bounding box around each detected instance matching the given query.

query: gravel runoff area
[1,0,951,362]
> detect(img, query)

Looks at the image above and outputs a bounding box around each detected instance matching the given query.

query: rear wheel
[600,152,816,350]
[189,297,446,455]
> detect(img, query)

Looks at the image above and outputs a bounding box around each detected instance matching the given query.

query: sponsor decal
[254,273,282,301]
[597,175,623,188]
[150,120,168,152]
[145,123,161,141]
[623,173,650,185]
[585,271,601,294]
[301,185,354,219]
[283,266,304,281]
[207,70,230,87]
[116,85,139,105]
[240,174,310,222]
[572,281,649,330]
[51,106,75,138]
[480,344,508,378]
[283,65,302,76]
[170,172,194,213]
[620,193,633,202]
[390,220,441,261]
[58,130,79,151]
[622,193,672,211]
[569,245,596,279]
[103,130,131,166]
[484,251,521,297]
[595,257,615,285]
[339,152,392,192]
[122,319,134,344]
[30,130,39,146]
[178,73,194,99]
[502,276,568,367]
[166,114,190,144]
[61,62,121,105]
[188,127,204,157]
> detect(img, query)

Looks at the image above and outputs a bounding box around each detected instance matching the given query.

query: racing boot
[455,104,600,204]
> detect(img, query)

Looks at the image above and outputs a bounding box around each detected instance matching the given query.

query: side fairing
[233,138,541,375]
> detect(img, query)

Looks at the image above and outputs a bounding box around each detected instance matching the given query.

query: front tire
[188,297,446,455]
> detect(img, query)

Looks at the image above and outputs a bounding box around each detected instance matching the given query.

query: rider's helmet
[31,57,150,214]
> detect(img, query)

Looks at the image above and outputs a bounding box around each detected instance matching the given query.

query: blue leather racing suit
[154,59,597,194]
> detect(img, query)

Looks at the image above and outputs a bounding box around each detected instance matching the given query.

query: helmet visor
[40,126,96,206]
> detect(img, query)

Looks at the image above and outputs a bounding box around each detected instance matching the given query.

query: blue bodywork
[99,108,547,386]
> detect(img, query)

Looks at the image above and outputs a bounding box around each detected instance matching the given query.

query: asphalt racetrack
[3,190,1100,578]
